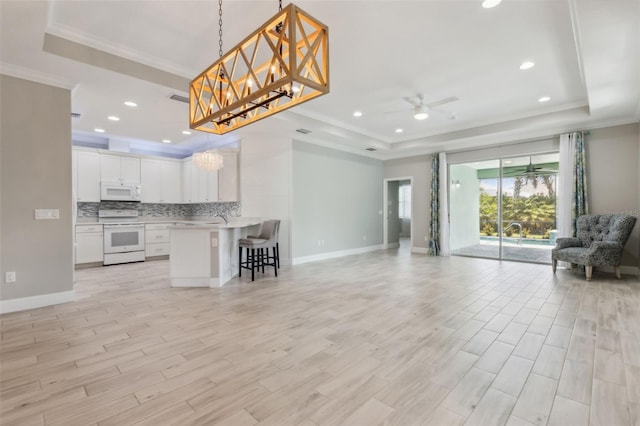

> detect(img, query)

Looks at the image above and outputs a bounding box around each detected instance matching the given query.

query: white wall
[292,141,384,259]
[0,75,74,312]
[586,123,640,269]
[450,165,481,250]
[240,134,292,263]
[387,180,400,245]
[383,155,430,251]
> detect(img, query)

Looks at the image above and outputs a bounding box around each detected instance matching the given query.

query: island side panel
[170,228,216,287]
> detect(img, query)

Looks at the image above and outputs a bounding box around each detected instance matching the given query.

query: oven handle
[104,224,145,229]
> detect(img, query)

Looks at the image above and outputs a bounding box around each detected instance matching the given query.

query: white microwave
[100,181,142,201]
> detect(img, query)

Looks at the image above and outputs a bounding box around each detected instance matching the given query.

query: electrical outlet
[211,238,218,247]
[5,271,16,283]
[363,235,367,241]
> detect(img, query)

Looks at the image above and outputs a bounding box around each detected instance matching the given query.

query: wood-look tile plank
[475,341,514,374]
[510,373,558,425]
[463,387,517,426]
[441,367,495,417]
[492,355,534,396]
[547,395,590,426]
[556,359,593,404]
[532,345,566,380]
[590,378,631,426]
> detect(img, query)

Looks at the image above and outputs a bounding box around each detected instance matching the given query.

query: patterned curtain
[572,132,589,234]
[428,154,440,256]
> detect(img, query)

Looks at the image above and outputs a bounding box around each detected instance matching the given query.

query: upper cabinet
[100,154,140,183]
[219,151,239,202]
[74,150,101,202]
[141,158,182,204]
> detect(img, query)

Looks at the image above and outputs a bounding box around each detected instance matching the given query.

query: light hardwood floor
[1,248,640,425]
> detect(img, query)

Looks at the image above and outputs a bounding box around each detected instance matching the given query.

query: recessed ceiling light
[94,128,105,133]
[292,85,300,93]
[504,159,512,164]
[162,139,171,144]
[482,0,502,8]
[395,128,403,133]
[538,96,551,103]
[107,115,120,121]
[519,61,535,70]
[353,111,363,117]
[124,101,137,107]
[182,130,192,135]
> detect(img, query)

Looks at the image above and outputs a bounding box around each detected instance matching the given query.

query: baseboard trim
[0,290,75,314]
[384,243,400,249]
[292,244,384,265]
[411,247,429,254]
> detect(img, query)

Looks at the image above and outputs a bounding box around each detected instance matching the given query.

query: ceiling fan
[400,94,459,120]
[503,157,557,177]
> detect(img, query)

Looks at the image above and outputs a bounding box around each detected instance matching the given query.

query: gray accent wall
[383,155,430,250]
[292,141,384,257]
[1,75,74,301]
[586,123,640,269]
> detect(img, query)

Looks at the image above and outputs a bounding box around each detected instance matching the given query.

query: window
[398,184,411,219]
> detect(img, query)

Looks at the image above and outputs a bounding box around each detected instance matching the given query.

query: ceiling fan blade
[427,96,459,108]
[402,96,420,108]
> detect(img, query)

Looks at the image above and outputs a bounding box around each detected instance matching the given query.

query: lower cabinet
[145,223,171,258]
[75,224,103,264]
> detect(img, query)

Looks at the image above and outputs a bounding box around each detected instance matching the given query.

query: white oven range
[99,209,145,265]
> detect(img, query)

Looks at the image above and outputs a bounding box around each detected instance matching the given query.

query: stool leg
[238,246,242,277]
[251,248,255,281]
[261,248,265,273]
[273,247,278,277]
[276,242,280,269]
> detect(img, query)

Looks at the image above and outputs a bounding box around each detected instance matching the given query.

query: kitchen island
[169,219,261,287]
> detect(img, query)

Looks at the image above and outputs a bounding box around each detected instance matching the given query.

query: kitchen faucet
[216,214,228,224]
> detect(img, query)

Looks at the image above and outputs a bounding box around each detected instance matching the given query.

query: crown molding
[0,62,76,90]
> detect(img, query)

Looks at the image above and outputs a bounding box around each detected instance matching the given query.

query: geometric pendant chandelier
[189,3,330,135]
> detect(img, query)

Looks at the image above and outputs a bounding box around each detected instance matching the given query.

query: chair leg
[251,248,255,281]
[552,259,557,274]
[238,246,242,277]
[585,266,593,281]
[273,247,278,277]
[276,242,280,269]
[615,266,622,279]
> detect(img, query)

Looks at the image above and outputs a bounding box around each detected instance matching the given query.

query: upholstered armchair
[552,214,637,281]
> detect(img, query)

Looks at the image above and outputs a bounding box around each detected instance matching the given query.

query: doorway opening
[384,178,412,253]
[449,153,559,264]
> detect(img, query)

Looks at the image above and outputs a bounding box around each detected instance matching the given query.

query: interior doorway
[383,178,412,252]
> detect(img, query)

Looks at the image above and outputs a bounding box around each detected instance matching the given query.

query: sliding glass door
[449,153,559,264]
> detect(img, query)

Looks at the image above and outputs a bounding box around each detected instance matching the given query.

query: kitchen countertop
[168,219,262,230]
[75,217,259,226]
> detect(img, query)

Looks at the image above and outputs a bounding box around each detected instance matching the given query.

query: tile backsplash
[77,201,240,218]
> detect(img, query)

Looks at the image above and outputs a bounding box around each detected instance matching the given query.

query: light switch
[35,209,60,220]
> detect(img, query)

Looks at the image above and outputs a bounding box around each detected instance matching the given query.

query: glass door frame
[448,150,559,263]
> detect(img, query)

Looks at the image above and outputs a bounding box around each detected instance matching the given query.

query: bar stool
[247,220,280,270]
[238,220,279,281]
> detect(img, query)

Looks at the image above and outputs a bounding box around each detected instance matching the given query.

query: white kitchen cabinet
[194,167,218,202]
[182,158,220,203]
[75,224,103,264]
[182,159,197,203]
[162,161,182,203]
[145,223,171,258]
[218,151,239,202]
[141,159,181,203]
[100,153,140,183]
[75,150,101,202]
[140,159,163,202]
